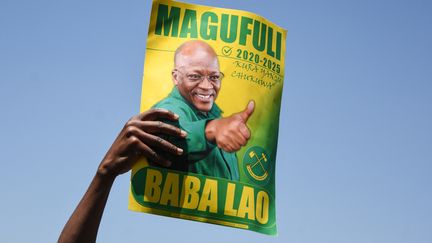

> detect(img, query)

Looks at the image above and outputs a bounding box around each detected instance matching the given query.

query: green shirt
[152,88,239,181]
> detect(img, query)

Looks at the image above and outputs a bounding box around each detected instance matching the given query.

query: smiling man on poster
[152,40,255,180]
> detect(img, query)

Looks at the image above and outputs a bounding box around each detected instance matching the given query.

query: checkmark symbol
[222,46,233,56]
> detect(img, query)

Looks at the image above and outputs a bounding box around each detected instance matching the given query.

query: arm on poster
[205,100,255,152]
[58,109,187,243]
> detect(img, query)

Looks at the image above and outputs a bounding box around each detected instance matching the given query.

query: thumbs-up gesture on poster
[205,100,255,152]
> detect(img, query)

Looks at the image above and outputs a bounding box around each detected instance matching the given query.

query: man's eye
[209,76,220,81]
[188,74,201,80]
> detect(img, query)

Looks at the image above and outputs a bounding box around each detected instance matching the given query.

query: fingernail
[177,148,183,155]
[181,130,188,137]
[174,113,179,119]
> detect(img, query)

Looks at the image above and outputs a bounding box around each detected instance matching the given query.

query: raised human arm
[58,109,187,243]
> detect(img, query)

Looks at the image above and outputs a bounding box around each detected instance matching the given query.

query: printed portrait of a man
[151,40,254,181]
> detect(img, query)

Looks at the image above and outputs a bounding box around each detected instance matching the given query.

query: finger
[138,108,179,121]
[239,124,251,140]
[128,126,183,156]
[219,143,233,153]
[132,138,172,167]
[224,136,243,152]
[224,144,238,153]
[229,131,246,148]
[239,100,255,122]
[129,120,187,138]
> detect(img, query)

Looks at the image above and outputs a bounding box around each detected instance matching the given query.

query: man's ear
[172,69,179,85]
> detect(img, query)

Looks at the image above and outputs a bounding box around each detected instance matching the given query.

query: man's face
[173,51,222,113]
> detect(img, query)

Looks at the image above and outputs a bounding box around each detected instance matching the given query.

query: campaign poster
[128,0,287,235]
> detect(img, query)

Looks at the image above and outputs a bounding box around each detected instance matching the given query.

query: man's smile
[193,91,214,103]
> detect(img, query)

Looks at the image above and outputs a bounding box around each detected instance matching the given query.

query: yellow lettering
[237,186,255,220]
[160,172,179,207]
[144,169,162,203]
[224,183,237,216]
[180,175,201,209]
[198,178,218,213]
[256,191,269,224]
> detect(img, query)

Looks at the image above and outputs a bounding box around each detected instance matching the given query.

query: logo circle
[243,146,272,186]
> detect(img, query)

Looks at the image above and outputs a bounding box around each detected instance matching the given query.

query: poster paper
[129,0,287,235]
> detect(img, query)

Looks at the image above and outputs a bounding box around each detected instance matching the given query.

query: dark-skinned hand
[97,108,187,178]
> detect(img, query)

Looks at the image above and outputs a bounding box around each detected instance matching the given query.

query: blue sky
[0,0,431,242]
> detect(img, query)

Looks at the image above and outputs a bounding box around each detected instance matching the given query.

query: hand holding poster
[129,0,287,235]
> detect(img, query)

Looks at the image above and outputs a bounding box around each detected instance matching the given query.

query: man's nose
[198,77,213,89]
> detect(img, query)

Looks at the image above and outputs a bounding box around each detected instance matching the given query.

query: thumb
[239,100,255,122]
